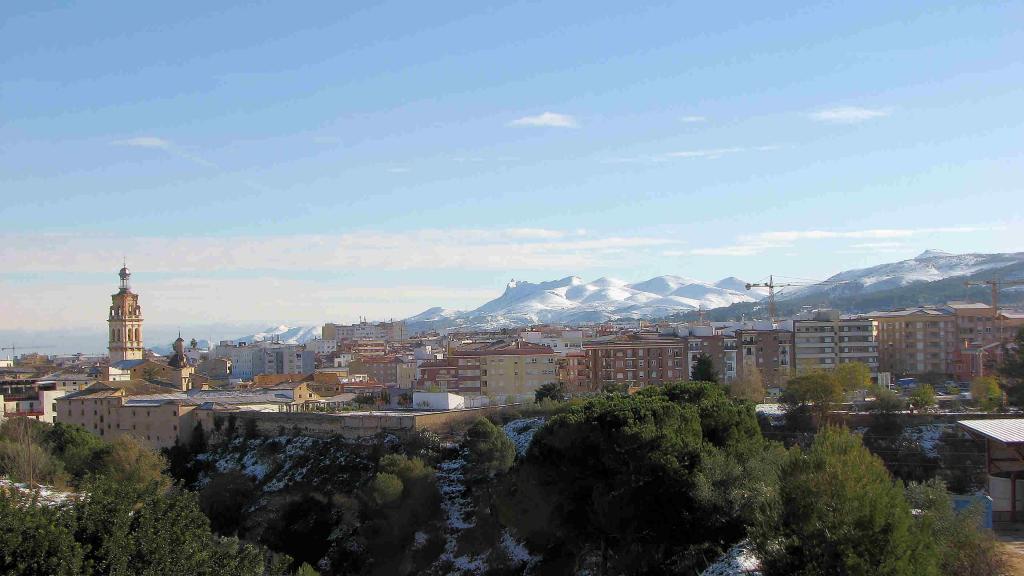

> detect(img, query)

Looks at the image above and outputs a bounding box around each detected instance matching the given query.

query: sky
[2,1,1023,351]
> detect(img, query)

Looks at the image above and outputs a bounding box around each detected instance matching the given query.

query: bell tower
[108,263,144,362]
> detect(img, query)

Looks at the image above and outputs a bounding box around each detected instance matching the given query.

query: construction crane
[964,278,1024,312]
[1,344,55,360]
[745,275,848,324]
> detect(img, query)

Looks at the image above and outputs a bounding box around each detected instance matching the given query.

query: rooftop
[958,419,1024,445]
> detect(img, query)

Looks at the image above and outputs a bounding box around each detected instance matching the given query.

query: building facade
[793,310,879,376]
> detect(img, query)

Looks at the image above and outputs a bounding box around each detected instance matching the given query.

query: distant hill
[670,256,1024,323]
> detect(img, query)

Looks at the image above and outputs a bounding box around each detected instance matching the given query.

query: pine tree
[690,351,719,383]
[999,327,1024,406]
[754,426,938,576]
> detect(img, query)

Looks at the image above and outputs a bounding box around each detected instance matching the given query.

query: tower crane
[744,276,849,324]
[1,344,55,361]
[963,278,1024,312]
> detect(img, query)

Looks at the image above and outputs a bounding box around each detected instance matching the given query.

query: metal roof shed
[958,419,1024,523]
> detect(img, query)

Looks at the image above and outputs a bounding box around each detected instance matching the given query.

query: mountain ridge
[406,251,1024,333]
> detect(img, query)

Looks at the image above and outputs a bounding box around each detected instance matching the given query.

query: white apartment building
[520,329,584,355]
[307,339,338,355]
[212,341,315,379]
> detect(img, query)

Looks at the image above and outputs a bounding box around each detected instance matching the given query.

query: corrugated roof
[958,419,1024,445]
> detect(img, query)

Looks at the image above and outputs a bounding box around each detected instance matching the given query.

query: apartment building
[211,341,314,379]
[793,310,879,375]
[415,341,558,397]
[734,328,794,390]
[322,320,407,342]
[583,335,690,389]
[558,350,591,394]
[874,307,955,375]
[348,355,393,384]
[872,302,1024,377]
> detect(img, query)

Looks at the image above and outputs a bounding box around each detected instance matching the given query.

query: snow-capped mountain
[779,250,1024,300]
[235,325,321,344]
[406,275,767,331]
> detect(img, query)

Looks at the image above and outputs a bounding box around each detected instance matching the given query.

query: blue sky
[2,1,1023,342]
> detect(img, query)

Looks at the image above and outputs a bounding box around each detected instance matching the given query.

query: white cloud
[508,112,578,128]
[685,226,995,257]
[605,145,780,164]
[111,136,217,168]
[666,147,746,159]
[679,116,707,123]
[386,167,410,173]
[112,136,172,149]
[0,229,680,275]
[810,106,891,124]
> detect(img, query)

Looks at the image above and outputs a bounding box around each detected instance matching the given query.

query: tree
[730,367,765,403]
[999,327,1024,406]
[101,435,171,492]
[834,361,872,392]
[690,351,719,382]
[971,376,1003,412]
[44,422,109,482]
[512,385,778,574]
[464,417,515,480]
[199,471,257,535]
[754,427,937,576]
[781,370,843,426]
[0,489,83,575]
[534,382,564,403]
[908,384,936,413]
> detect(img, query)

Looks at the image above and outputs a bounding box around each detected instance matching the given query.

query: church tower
[108,263,144,362]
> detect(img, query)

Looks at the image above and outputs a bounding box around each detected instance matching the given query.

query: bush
[906,480,1007,576]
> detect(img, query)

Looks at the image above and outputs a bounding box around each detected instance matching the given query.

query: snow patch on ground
[433,451,488,574]
[0,476,75,506]
[500,528,539,569]
[502,417,545,457]
[903,423,951,458]
[700,540,762,576]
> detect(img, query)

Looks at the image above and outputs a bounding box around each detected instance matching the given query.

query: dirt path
[997,532,1024,575]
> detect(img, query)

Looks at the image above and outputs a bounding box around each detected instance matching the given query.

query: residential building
[2,389,68,423]
[211,341,314,379]
[793,310,878,376]
[872,302,1024,377]
[349,356,403,386]
[735,328,794,391]
[557,350,591,394]
[520,328,584,355]
[583,335,690,389]
[454,341,558,398]
[322,320,407,342]
[415,341,558,398]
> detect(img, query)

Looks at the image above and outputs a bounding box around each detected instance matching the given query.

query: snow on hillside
[406,275,763,332]
[235,325,321,344]
[781,250,1024,300]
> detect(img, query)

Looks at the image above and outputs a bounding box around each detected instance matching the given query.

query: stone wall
[224,404,514,440]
